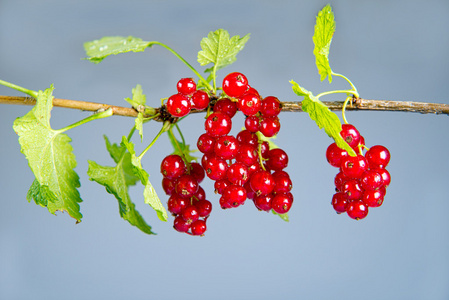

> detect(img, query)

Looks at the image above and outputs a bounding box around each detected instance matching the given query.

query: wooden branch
[1,95,448,118]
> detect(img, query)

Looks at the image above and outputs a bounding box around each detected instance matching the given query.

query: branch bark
[1,95,448,118]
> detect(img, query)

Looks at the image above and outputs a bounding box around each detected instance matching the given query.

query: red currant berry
[260,96,282,117]
[340,124,361,148]
[365,145,391,168]
[213,98,238,118]
[222,72,249,98]
[266,148,289,171]
[253,193,273,211]
[238,93,261,116]
[181,205,200,224]
[244,180,256,200]
[363,187,386,207]
[245,115,260,132]
[340,155,368,178]
[161,155,186,179]
[193,186,206,201]
[173,215,191,232]
[205,112,232,137]
[189,162,205,184]
[259,116,281,137]
[191,90,210,110]
[167,194,189,215]
[190,219,207,236]
[243,86,260,98]
[342,179,364,200]
[175,174,199,198]
[219,196,233,209]
[334,171,348,192]
[194,199,212,217]
[226,162,249,185]
[162,177,176,195]
[272,171,292,194]
[347,200,369,220]
[214,135,239,160]
[326,143,349,168]
[214,179,231,194]
[250,170,275,196]
[331,192,349,214]
[222,185,247,207]
[236,130,258,147]
[360,169,383,191]
[272,193,293,214]
[375,168,391,187]
[197,133,215,154]
[166,93,191,117]
[204,155,228,180]
[236,144,259,166]
[176,78,197,95]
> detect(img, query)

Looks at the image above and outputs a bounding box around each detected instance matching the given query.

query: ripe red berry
[181,205,200,224]
[162,177,176,195]
[245,115,260,132]
[175,174,199,198]
[226,162,249,185]
[340,155,368,178]
[222,185,247,207]
[236,130,258,147]
[331,192,349,214]
[191,90,210,110]
[360,169,383,191]
[259,116,281,137]
[189,162,205,184]
[250,170,275,196]
[204,112,232,137]
[272,193,293,214]
[194,199,212,217]
[190,219,207,236]
[214,135,239,160]
[340,124,361,148]
[266,148,289,171]
[197,133,215,154]
[214,179,231,194]
[342,179,364,200]
[167,194,189,215]
[363,187,386,207]
[177,78,197,95]
[238,93,261,116]
[173,215,191,232]
[222,72,249,98]
[375,168,391,187]
[260,96,282,117]
[272,171,292,194]
[253,193,273,211]
[236,144,259,166]
[365,145,391,168]
[347,200,369,220]
[160,155,186,179]
[166,93,191,117]
[213,98,238,118]
[204,155,228,180]
[326,143,349,168]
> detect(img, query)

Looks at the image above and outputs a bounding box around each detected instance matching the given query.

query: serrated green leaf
[291,81,356,156]
[84,36,152,63]
[197,29,250,71]
[125,84,147,109]
[272,210,289,222]
[104,135,139,187]
[135,113,144,142]
[13,86,83,222]
[121,136,168,222]
[87,160,155,235]
[313,4,335,82]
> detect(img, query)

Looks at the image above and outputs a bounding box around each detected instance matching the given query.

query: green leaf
[104,135,139,187]
[313,4,335,82]
[84,36,152,63]
[197,29,250,71]
[135,113,144,142]
[291,81,356,156]
[122,137,168,222]
[255,131,279,150]
[272,210,289,222]
[125,84,147,108]
[13,86,83,222]
[87,160,155,235]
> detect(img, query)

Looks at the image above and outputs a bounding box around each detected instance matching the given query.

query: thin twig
[0,95,448,118]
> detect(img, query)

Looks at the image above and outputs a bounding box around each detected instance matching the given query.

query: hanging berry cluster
[161,72,294,236]
[326,124,391,220]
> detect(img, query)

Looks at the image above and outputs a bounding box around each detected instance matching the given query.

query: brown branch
[1,95,448,118]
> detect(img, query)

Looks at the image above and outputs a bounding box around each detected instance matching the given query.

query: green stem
[331,72,359,98]
[341,96,352,124]
[58,108,113,133]
[258,143,266,171]
[138,121,170,159]
[316,89,356,100]
[0,79,38,98]
[149,41,212,91]
[175,124,186,146]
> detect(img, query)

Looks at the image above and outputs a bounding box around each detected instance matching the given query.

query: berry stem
[57,108,113,133]
[331,72,359,98]
[168,126,191,169]
[258,142,266,171]
[0,79,38,98]
[138,121,170,160]
[341,96,353,125]
[149,41,212,91]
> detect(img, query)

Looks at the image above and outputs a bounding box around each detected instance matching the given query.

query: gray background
[1,0,449,299]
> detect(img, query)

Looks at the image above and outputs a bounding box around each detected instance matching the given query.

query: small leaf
[125,84,147,108]
[13,86,83,222]
[313,4,335,82]
[291,81,356,156]
[255,131,279,150]
[135,113,144,142]
[197,29,250,71]
[122,136,168,222]
[272,210,289,222]
[84,36,152,63]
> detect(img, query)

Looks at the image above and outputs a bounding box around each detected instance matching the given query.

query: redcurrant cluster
[326,124,391,220]
[160,154,212,235]
[198,72,293,214]
[166,78,210,117]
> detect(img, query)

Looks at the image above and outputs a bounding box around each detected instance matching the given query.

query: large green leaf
[84,36,152,63]
[88,136,155,235]
[313,4,336,82]
[13,86,83,221]
[291,81,356,156]
[197,29,250,71]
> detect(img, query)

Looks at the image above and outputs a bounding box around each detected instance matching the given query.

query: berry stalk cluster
[326,124,391,220]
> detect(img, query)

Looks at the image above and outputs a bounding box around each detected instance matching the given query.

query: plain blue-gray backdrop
[1,0,449,299]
